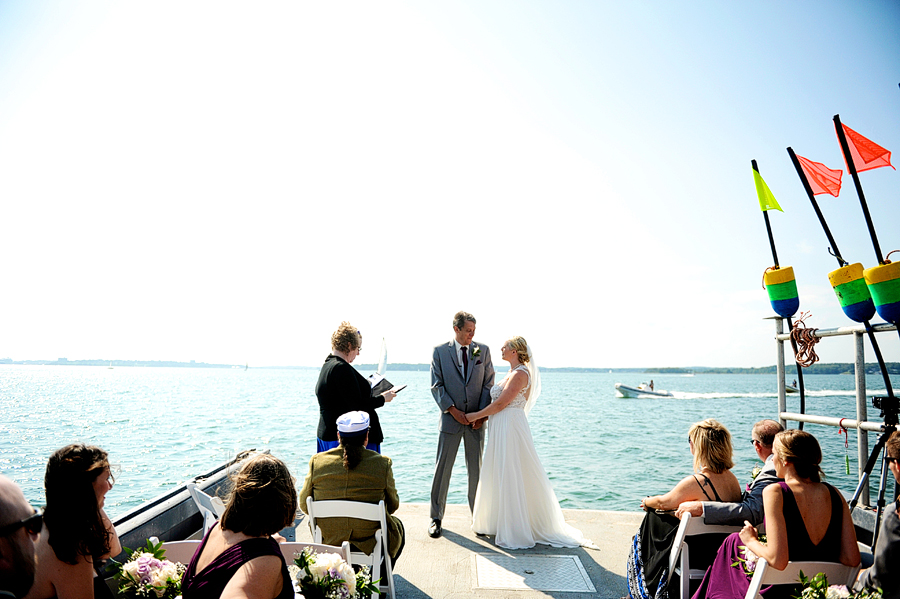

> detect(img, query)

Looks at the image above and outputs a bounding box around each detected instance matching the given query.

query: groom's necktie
[461,346,469,378]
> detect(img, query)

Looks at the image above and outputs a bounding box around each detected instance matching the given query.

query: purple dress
[181,526,293,599]
[691,482,843,599]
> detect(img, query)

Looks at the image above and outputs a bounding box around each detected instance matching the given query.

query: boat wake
[664,389,893,400]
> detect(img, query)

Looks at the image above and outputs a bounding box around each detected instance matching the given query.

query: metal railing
[773,317,897,507]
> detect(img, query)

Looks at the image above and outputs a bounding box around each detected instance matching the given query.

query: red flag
[840,123,894,172]
[796,154,842,197]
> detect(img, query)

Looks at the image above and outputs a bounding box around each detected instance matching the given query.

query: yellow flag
[753,169,783,212]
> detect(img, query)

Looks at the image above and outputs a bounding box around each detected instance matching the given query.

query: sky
[0,1,898,369]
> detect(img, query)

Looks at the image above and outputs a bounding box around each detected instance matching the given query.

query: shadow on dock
[294,502,643,598]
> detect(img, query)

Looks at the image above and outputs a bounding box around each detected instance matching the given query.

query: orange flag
[840,123,894,172]
[796,154,842,197]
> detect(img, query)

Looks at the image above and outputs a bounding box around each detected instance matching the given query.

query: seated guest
[25,444,121,599]
[315,322,396,454]
[627,419,742,599]
[854,430,900,599]
[676,419,784,525]
[300,411,405,567]
[0,475,41,599]
[182,453,297,599]
[692,429,860,599]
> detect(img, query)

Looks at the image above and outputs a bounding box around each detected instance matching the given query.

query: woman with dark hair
[692,429,860,599]
[25,444,120,599]
[315,322,397,454]
[300,411,405,567]
[181,453,298,599]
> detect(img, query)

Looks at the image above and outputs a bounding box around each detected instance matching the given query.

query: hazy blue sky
[1,1,898,368]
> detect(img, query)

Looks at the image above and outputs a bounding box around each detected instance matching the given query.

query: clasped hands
[448,406,486,430]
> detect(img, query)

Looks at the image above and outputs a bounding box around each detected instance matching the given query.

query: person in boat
[675,419,784,526]
[854,429,900,598]
[649,380,655,391]
[25,444,120,599]
[181,453,297,599]
[692,429,860,599]
[627,418,742,599]
[299,411,405,568]
[0,475,41,599]
[315,321,397,454]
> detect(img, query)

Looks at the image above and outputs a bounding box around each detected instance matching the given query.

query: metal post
[776,317,787,428]
[855,331,869,506]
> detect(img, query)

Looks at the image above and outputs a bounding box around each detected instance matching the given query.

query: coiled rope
[790,311,820,367]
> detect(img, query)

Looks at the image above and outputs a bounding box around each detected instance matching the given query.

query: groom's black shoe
[428,519,442,538]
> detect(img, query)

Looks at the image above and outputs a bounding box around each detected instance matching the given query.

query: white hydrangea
[825,585,851,599]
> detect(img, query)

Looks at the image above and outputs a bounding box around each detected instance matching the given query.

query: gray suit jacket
[702,462,780,526]
[430,340,494,434]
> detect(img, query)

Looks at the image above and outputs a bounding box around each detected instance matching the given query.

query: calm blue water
[2,365,897,518]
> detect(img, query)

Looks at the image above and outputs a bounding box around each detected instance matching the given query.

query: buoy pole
[834,114,885,265]
[786,147,847,268]
[753,159,807,424]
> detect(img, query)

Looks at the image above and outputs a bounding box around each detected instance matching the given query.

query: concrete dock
[294,503,644,599]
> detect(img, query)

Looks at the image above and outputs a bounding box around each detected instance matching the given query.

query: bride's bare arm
[466,371,527,422]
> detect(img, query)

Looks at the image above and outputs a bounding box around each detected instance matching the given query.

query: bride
[464,336,594,550]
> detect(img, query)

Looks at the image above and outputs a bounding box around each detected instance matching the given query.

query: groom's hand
[471,417,487,430]
[447,406,469,425]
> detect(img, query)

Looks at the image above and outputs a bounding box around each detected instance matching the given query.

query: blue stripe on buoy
[842,299,876,323]
[770,297,799,319]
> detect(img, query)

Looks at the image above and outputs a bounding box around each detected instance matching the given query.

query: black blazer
[315,355,385,443]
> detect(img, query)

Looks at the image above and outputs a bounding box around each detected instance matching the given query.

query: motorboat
[614,382,674,398]
[786,385,799,393]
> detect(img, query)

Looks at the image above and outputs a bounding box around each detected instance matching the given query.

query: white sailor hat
[336,411,370,437]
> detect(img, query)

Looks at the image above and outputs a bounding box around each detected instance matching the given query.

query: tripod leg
[871,448,891,549]
[849,430,889,510]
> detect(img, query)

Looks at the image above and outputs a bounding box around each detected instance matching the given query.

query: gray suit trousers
[430,427,485,520]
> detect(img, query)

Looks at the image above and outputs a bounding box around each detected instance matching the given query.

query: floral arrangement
[288,547,380,599]
[113,539,185,599]
[472,345,481,358]
[794,571,882,599]
[732,535,767,578]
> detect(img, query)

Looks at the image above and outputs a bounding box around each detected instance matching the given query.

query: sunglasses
[886,456,898,464]
[0,510,42,537]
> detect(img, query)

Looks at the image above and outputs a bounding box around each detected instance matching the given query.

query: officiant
[315,322,397,454]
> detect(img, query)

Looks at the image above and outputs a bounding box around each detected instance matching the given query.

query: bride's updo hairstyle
[773,429,823,482]
[688,419,734,474]
[506,336,530,364]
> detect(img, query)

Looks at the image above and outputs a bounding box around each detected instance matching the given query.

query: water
[2,365,897,519]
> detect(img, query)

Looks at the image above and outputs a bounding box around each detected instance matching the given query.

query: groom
[428,311,494,538]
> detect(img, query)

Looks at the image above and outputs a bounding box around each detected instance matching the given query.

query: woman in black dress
[315,322,396,453]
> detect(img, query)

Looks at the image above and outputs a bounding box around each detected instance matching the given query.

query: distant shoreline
[1,358,897,375]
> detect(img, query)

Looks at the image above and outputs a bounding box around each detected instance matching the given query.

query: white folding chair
[745,558,860,599]
[666,512,743,599]
[279,540,353,567]
[161,540,202,565]
[306,497,395,599]
[186,482,226,535]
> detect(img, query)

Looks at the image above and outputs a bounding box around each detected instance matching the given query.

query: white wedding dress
[471,364,593,549]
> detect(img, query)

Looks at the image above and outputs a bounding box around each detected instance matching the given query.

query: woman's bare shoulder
[25,531,93,599]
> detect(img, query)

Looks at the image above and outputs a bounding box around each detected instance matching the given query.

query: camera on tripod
[872,395,899,425]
